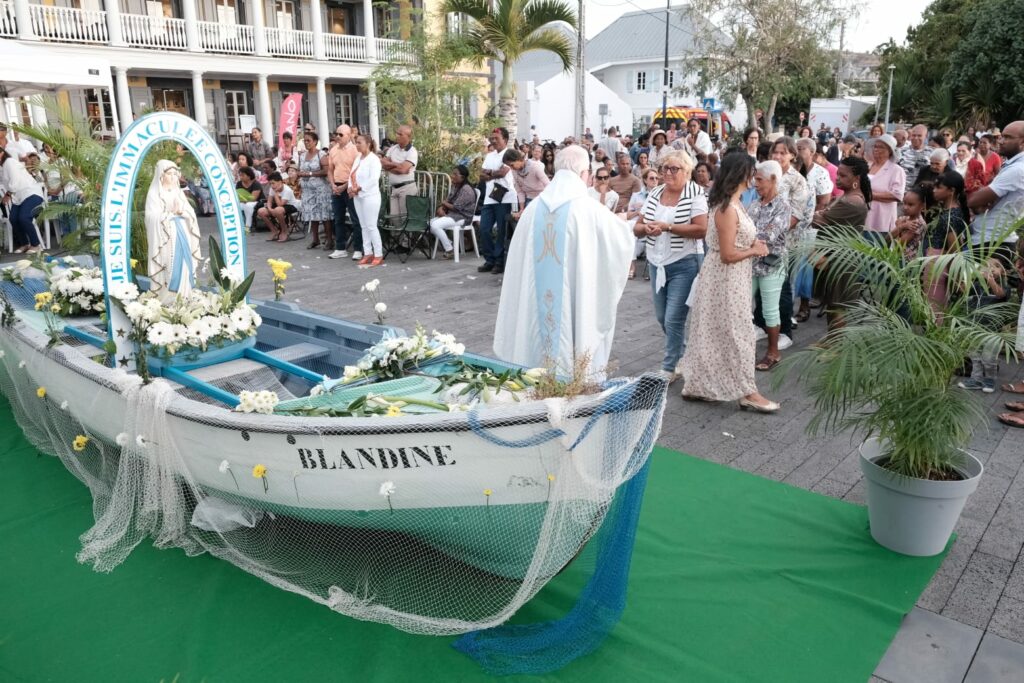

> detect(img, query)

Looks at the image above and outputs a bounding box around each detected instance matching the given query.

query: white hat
[876,134,898,158]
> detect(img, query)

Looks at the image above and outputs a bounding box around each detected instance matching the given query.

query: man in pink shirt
[327,124,362,260]
[505,148,549,219]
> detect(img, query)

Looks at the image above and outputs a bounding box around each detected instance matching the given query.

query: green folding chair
[381,195,433,263]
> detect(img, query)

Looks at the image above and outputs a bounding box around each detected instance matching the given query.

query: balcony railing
[4,4,413,65]
[1,1,17,37]
[265,26,314,58]
[197,20,254,55]
[121,12,187,50]
[29,4,107,44]
[378,37,415,64]
[324,32,366,62]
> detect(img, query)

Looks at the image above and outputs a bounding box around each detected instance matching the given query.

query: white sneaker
[658,369,681,384]
[351,251,363,260]
[754,326,767,341]
[778,334,793,351]
[328,250,348,259]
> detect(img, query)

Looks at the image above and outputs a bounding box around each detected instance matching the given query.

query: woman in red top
[965,134,1002,195]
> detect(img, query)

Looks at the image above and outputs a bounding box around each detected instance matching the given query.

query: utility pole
[575,0,586,140]
[661,0,670,132]
[834,18,845,97]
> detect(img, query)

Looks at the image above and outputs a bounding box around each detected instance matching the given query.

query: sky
[584,0,933,53]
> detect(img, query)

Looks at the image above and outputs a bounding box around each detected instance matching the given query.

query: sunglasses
[662,166,684,174]
[595,175,610,180]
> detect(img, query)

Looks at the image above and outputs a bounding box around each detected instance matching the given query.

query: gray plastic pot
[859,437,983,557]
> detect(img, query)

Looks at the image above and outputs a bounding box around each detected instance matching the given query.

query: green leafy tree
[440,0,576,140]
[683,0,848,131]
[369,16,499,177]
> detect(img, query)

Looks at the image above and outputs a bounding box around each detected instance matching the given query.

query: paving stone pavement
[7,220,1024,681]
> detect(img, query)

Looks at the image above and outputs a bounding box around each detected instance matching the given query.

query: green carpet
[0,395,947,683]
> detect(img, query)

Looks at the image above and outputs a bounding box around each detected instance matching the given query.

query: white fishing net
[0,283,665,637]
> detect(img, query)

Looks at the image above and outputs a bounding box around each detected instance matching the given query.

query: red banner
[277,93,303,161]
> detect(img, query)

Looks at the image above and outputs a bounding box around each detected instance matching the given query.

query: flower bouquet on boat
[0,117,668,671]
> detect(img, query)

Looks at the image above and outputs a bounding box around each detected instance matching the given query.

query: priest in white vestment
[494,145,633,380]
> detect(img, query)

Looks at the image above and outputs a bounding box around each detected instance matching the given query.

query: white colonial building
[0,0,483,148]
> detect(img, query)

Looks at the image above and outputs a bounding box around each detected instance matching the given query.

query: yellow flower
[50,304,61,314]
[252,464,267,478]
[483,488,492,496]
[36,386,46,398]
[34,292,53,310]
[130,259,139,269]
[547,474,555,482]
[72,435,89,452]
[385,404,403,417]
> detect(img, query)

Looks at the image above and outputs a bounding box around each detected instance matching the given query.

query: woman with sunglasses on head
[634,150,708,382]
[588,167,619,211]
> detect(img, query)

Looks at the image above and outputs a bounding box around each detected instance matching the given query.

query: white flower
[60,400,68,410]
[147,322,174,346]
[218,460,230,474]
[14,259,32,271]
[124,301,146,323]
[342,365,362,380]
[362,279,380,293]
[109,282,140,302]
[115,432,129,447]
[235,390,278,415]
[379,481,396,497]
[219,267,242,285]
[374,302,387,315]
[135,435,147,447]
[18,360,26,368]
[450,343,465,356]
[62,257,77,266]
[309,385,324,397]
[170,324,188,345]
[229,307,252,331]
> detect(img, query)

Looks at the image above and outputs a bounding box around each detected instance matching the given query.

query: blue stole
[532,201,570,365]
[168,215,195,293]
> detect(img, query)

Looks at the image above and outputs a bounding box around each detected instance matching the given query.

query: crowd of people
[3,112,1023,421]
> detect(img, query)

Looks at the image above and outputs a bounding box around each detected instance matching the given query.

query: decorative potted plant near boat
[780,226,1020,556]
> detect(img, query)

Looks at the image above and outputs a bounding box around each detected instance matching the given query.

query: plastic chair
[3,206,48,253]
[431,188,481,262]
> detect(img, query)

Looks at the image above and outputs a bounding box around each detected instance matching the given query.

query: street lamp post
[884,64,896,129]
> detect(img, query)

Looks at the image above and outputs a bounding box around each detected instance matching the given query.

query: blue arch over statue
[99,111,247,366]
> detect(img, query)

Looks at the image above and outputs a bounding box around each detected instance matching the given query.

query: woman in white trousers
[348,134,384,267]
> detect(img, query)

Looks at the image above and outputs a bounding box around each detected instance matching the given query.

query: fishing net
[0,277,666,673]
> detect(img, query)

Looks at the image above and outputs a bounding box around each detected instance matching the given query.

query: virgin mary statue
[144,159,202,300]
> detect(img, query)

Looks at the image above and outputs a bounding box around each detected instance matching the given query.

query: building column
[181,0,202,52]
[315,76,329,137]
[251,0,267,56]
[105,0,125,46]
[367,80,379,147]
[191,71,207,128]
[257,73,274,140]
[114,66,133,127]
[362,0,376,62]
[310,0,325,60]
[13,0,36,41]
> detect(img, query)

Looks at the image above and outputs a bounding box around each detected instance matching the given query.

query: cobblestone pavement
[6,221,1024,680]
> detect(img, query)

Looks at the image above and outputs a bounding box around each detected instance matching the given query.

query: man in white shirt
[477,126,517,275]
[494,145,632,380]
[674,118,712,157]
[596,126,625,160]
[380,124,418,219]
[0,124,36,161]
[968,120,1023,253]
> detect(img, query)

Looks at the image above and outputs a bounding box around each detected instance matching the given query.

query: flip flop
[997,412,1024,428]
[1002,382,1024,394]
[756,356,781,372]
[1005,402,1024,412]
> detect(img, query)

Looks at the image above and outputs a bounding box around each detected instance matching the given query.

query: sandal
[756,356,781,372]
[1005,402,1024,412]
[997,412,1024,428]
[795,306,810,323]
[307,241,321,249]
[1001,382,1024,394]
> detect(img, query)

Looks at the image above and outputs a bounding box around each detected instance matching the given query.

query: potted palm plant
[781,225,1020,556]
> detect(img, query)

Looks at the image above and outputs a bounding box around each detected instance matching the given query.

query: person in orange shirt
[327,124,363,260]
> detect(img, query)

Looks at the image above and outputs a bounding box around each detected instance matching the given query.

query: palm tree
[441,0,577,139]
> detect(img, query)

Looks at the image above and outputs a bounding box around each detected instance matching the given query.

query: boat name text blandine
[297,446,456,471]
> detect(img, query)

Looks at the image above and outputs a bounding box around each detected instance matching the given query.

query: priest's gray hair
[554,145,591,175]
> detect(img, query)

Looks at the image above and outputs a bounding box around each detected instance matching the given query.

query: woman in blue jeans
[633,150,708,382]
[2,149,45,253]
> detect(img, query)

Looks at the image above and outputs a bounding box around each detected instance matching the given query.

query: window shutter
[626,70,634,94]
[649,69,660,93]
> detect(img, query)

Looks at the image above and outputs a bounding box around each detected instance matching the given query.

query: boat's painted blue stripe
[63,325,106,349]
[243,347,324,383]
[161,366,241,407]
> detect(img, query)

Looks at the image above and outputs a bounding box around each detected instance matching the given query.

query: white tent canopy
[0,38,119,134]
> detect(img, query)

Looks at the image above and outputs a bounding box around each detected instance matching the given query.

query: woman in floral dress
[680,152,779,413]
[297,131,334,250]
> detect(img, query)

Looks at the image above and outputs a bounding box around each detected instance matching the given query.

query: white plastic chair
[431,189,481,263]
[2,211,48,253]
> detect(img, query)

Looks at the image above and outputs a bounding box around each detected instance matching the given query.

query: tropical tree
[683,0,847,131]
[440,0,576,139]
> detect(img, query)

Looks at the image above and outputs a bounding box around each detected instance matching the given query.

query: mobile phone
[761,253,782,267]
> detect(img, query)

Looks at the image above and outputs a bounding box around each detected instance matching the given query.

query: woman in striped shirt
[633,150,709,381]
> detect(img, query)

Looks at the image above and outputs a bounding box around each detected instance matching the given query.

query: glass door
[151,88,189,116]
